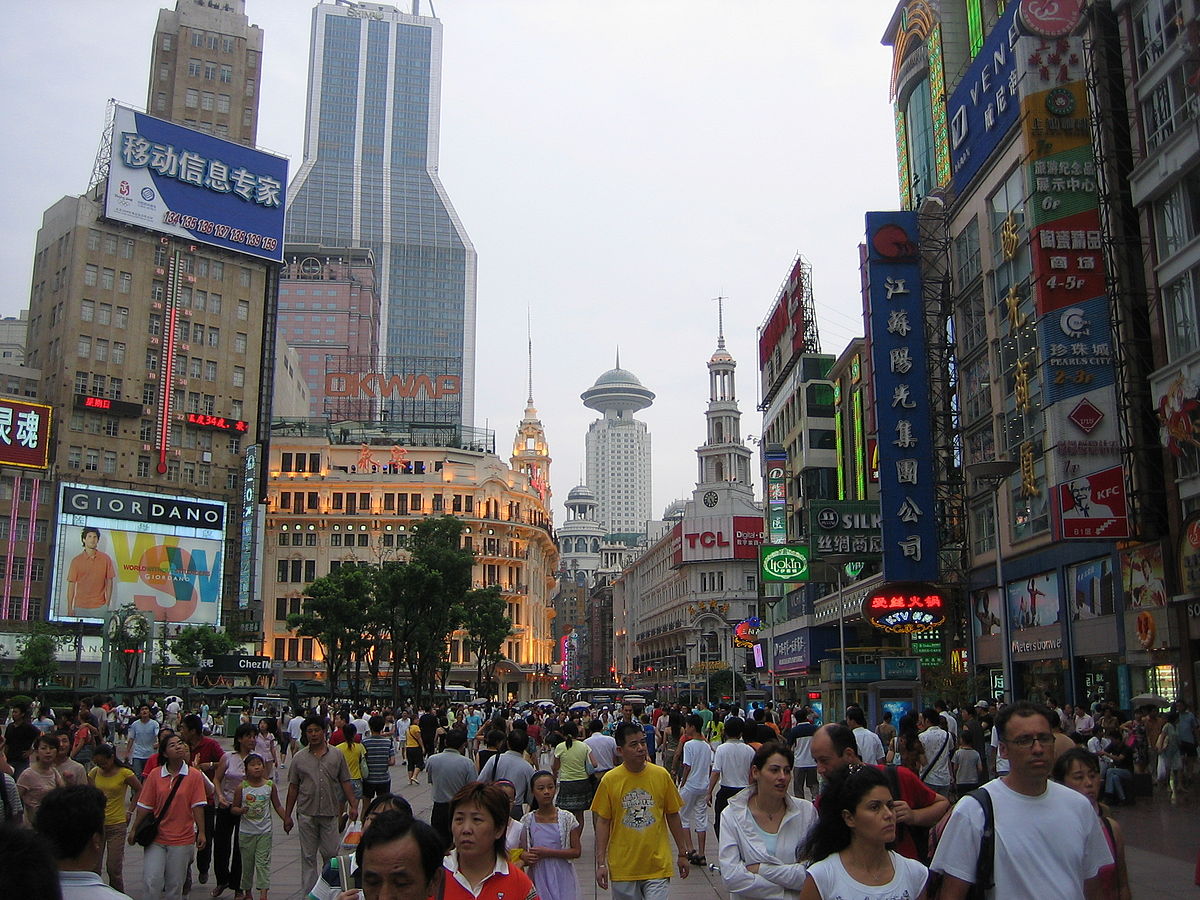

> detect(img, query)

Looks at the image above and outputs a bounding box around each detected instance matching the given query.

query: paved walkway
[113,745,1198,899]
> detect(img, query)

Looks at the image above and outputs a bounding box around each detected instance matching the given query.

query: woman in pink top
[128,733,208,900]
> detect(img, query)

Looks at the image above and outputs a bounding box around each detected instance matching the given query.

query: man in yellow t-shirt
[591,721,692,900]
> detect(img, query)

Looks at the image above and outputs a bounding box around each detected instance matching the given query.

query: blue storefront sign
[947,1,1021,196]
[104,105,287,263]
[1037,295,1115,405]
[865,212,939,583]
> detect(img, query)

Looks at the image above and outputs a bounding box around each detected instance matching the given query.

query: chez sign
[863,582,946,634]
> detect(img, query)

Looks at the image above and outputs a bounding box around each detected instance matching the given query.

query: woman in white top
[799,764,928,900]
[718,742,818,900]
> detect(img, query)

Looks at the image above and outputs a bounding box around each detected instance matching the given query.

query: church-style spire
[696,293,753,490]
[513,316,551,506]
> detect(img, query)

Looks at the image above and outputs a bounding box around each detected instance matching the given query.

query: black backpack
[925,787,995,899]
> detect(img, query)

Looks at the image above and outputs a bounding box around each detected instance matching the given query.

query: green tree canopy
[171,624,239,668]
[456,586,511,697]
[288,564,374,695]
[12,623,68,694]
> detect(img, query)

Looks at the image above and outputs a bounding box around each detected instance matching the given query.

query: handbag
[134,773,185,848]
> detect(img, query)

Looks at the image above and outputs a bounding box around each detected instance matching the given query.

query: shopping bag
[341,818,363,850]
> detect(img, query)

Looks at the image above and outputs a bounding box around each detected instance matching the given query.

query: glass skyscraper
[286,0,476,426]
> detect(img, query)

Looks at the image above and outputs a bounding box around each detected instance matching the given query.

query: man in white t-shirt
[584,719,619,773]
[678,714,714,864]
[846,705,885,765]
[931,701,1111,900]
[918,707,955,796]
[706,716,755,838]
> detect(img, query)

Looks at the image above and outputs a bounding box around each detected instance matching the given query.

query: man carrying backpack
[931,701,1111,899]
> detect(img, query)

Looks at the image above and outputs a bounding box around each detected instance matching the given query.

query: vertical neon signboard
[865,212,939,582]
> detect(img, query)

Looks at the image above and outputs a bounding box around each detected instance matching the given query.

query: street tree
[377,516,474,705]
[288,564,373,699]
[13,622,68,694]
[172,624,239,668]
[456,586,511,698]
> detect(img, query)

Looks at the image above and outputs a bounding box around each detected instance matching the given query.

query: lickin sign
[863,582,946,634]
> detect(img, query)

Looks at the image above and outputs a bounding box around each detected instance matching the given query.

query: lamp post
[966,459,1019,704]
[819,552,862,723]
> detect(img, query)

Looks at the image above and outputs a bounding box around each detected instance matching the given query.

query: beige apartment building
[263,424,559,702]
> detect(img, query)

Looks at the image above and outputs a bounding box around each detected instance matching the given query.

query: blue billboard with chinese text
[947,1,1021,196]
[104,105,286,262]
[865,211,939,583]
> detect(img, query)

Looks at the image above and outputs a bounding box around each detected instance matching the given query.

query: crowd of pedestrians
[1,691,1196,899]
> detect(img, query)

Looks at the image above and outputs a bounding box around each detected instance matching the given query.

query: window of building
[245,77,255,96]
[103,451,117,474]
[205,360,217,380]
[1142,62,1198,151]
[232,366,245,387]
[185,89,199,108]
[77,336,91,358]
[188,57,202,77]
[216,93,230,114]
[204,61,217,80]
[904,77,936,205]
[101,268,115,290]
[117,272,131,294]
[201,91,214,111]
[219,64,232,83]
[1133,0,1182,74]
[84,264,98,286]
[84,449,99,471]
[80,299,95,322]
[1154,170,1200,261]
[234,332,247,354]
[1164,264,1200,361]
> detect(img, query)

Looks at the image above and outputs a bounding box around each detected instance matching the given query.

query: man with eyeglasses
[931,700,1111,899]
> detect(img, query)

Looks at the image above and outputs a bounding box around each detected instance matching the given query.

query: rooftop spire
[526,306,534,407]
[615,345,620,369]
[715,293,727,350]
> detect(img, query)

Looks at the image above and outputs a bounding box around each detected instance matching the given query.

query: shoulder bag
[134,773,186,848]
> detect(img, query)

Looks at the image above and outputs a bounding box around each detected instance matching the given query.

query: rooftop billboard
[104,105,286,263]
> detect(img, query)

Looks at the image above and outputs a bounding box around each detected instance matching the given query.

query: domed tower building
[581,356,655,535]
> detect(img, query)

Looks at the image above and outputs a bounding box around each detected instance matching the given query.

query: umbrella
[569,700,591,711]
[1129,693,1170,708]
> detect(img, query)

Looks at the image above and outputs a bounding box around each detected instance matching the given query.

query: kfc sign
[681,515,764,561]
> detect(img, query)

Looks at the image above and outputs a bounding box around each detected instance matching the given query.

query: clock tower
[511,335,551,506]
[695,298,755,511]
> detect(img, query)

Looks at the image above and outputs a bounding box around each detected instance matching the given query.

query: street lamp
[966,459,1019,704]
[818,552,862,722]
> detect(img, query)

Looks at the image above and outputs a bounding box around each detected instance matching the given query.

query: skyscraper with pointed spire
[581,351,654,534]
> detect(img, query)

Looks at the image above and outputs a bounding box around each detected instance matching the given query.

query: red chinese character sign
[0,399,52,469]
[863,582,947,634]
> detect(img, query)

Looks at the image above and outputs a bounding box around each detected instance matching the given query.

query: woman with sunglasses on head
[798,765,928,900]
[719,742,817,900]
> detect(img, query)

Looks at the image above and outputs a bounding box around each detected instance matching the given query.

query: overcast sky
[0,1,901,523]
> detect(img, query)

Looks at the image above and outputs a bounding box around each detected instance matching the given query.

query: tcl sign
[685,531,729,548]
[681,516,764,561]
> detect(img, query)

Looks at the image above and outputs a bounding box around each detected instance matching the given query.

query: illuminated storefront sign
[863,582,946,634]
[75,395,143,418]
[759,545,810,583]
[808,501,883,555]
[764,448,788,543]
[865,212,939,582]
[187,412,249,432]
[0,399,51,469]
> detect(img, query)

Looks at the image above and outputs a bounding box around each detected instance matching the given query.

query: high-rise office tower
[147,0,265,147]
[286,0,477,427]
[581,358,654,535]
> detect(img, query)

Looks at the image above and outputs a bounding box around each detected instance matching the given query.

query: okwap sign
[679,516,764,562]
[866,212,939,583]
